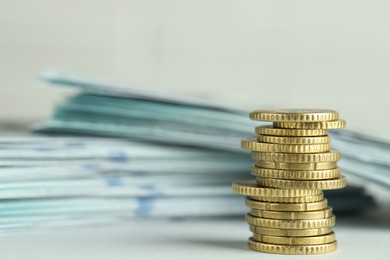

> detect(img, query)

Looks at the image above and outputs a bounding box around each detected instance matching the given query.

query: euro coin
[245,197,328,212]
[247,238,337,254]
[249,109,339,122]
[246,214,336,229]
[251,150,341,163]
[249,226,333,237]
[256,126,328,137]
[251,232,336,246]
[255,161,337,171]
[251,166,340,180]
[241,137,330,153]
[257,135,330,144]
[232,179,321,197]
[251,193,324,203]
[274,120,346,129]
[250,207,333,220]
[256,176,347,190]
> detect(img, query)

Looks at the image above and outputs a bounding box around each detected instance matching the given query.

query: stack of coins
[232,109,346,255]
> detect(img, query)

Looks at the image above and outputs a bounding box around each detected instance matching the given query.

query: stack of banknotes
[0,70,380,231]
[36,70,390,190]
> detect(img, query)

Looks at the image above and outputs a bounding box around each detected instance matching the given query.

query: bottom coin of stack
[232,180,337,255]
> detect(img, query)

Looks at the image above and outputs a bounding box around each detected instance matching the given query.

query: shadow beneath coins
[179,238,247,251]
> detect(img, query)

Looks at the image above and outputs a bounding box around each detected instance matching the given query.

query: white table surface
[0,213,388,260]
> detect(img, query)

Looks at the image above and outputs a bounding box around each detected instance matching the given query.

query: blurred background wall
[0,0,389,137]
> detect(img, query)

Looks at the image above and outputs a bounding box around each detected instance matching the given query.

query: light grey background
[1,0,390,137]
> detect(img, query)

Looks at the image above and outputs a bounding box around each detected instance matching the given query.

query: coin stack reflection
[232,109,346,255]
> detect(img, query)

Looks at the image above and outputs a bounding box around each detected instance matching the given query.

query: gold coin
[241,137,330,153]
[245,197,328,212]
[251,166,340,180]
[252,232,336,246]
[256,176,347,190]
[246,214,336,229]
[249,109,339,122]
[251,150,340,163]
[274,120,346,129]
[256,126,328,137]
[255,161,337,171]
[251,193,324,203]
[249,226,333,237]
[232,180,321,197]
[257,135,330,144]
[250,207,333,220]
[248,238,337,255]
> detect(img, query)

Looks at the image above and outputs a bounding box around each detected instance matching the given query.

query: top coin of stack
[232,109,346,255]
